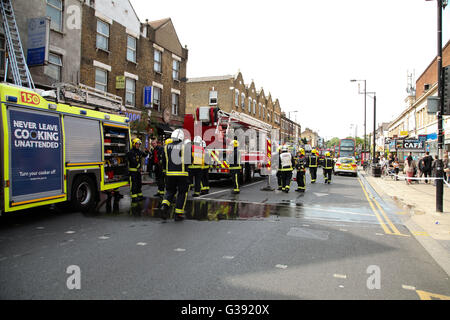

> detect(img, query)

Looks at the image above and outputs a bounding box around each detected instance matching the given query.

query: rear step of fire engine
[0,0,34,89]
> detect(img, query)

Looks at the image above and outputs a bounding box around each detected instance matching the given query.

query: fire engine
[184,107,273,184]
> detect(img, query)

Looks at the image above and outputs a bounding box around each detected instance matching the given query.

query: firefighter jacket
[203,148,212,169]
[189,144,205,169]
[228,143,241,170]
[163,140,191,176]
[127,147,149,172]
[295,155,307,172]
[324,156,334,170]
[308,154,318,168]
[279,152,294,171]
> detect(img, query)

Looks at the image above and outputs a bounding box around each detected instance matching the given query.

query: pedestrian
[422,151,433,183]
[160,129,191,221]
[323,151,334,184]
[295,148,307,192]
[189,136,205,197]
[392,157,400,181]
[127,138,149,202]
[417,155,425,180]
[279,145,294,193]
[443,152,449,183]
[404,155,416,185]
[228,137,241,194]
[148,139,165,197]
[308,149,319,183]
[201,140,210,195]
[432,155,439,186]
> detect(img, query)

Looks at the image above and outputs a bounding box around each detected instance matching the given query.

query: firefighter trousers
[231,169,240,193]
[190,168,203,195]
[296,170,306,190]
[162,176,189,215]
[309,167,317,183]
[154,165,165,195]
[201,167,210,193]
[129,171,142,201]
[324,169,332,183]
[281,170,292,191]
[276,170,282,189]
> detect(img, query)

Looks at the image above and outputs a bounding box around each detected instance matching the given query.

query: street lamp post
[351,79,367,162]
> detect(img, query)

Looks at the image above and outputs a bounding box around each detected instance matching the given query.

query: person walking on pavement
[422,151,433,184]
[201,140,210,195]
[279,145,294,193]
[432,155,439,186]
[189,136,205,197]
[404,155,416,185]
[127,138,149,202]
[148,139,165,197]
[160,129,191,221]
[295,148,307,192]
[308,149,319,183]
[276,145,283,190]
[323,151,334,184]
[228,138,241,194]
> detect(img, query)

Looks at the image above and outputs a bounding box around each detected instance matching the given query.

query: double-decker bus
[338,138,356,158]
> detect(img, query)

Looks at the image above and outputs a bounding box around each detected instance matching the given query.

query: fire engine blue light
[6,96,18,103]
[125,118,130,123]
[80,110,87,115]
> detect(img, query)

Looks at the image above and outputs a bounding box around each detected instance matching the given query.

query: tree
[326,137,340,148]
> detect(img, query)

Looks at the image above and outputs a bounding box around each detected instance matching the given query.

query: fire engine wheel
[71,176,96,213]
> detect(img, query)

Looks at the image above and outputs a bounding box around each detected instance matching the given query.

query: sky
[131,0,450,141]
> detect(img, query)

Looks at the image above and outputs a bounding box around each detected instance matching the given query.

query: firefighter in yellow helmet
[295,148,307,192]
[323,151,334,184]
[308,148,319,183]
[228,138,241,194]
[127,138,149,202]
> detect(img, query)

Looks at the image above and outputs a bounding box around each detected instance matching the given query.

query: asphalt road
[1,170,450,300]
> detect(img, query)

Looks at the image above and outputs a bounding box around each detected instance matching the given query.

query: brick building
[80,0,188,136]
[186,71,284,142]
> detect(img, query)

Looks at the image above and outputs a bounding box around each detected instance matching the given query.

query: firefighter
[279,145,294,193]
[323,151,334,184]
[148,139,165,197]
[276,145,283,190]
[160,129,191,221]
[295,148,307,192]
[308,149,319,183]
[201,140,210,195]
[189,136,205,197]
[228,138,241,194]
[127,138,149,202]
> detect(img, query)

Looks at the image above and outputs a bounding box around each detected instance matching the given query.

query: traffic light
[444,65,450,115]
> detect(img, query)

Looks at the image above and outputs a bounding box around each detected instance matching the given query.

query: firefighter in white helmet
[279,145,294,193]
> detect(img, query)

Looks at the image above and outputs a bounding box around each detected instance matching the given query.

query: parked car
[334,157,358,177]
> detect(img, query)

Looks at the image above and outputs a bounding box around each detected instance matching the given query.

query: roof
[187,75,234,83]
[147,18,171,30]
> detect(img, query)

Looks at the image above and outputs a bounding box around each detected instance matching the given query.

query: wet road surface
[0,171,450,299]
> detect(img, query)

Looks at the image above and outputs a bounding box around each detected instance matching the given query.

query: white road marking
[174,248,186,252]
[65,231,75,234]
[333,274,347,279]
[402,285,416,291]
[275,264,288,269]
[98,236,110,240]
[339,229,348,232]
[314,193,329,197]
[36,227,45,230]
[136,242,147,246]
[223,256,235,260]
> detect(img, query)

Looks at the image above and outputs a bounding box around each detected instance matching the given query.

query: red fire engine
[184,107,273,184]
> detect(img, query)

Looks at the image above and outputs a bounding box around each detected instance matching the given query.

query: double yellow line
[358,178,409,237]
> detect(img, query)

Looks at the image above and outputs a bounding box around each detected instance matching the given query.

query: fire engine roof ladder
[1,0,35,89]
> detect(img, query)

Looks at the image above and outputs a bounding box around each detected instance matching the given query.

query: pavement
[361,167,450,277]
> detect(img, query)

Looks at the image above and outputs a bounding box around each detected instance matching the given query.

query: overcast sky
[131,0,450,141]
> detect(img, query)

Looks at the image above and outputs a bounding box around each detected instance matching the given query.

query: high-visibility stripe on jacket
[164,140,190,176]
[324,157,334,169]
[308,155,318,168]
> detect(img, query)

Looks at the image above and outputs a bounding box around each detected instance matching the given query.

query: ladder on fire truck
[0,0,34,89]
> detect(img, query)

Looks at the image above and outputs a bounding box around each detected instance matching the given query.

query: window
[153,87,161,111]
[95,68,107,92]
[258,103,261,116]
[253,100,256,115]
[268,111,271,122]
[46,0,63,32]
[44,53,62,81]
[0,36,5,71]
[209,90,217,105]
[125,78,135,106]
[172,59,180,80]
[241,93,245,109]
[96,20,109,51]
[126,35,137,63]
[248,98,252,113]
[263,106,266,119]
[154,49,162,73]
[172,93,179,115]
[235,90,239,107]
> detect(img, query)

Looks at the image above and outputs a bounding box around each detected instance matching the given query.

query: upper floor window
[46,0,63,32]
[209,90,217,105]
[253,100,256,115]
[235,90,239,107]
[44,52,62,81]
[153,87,161,111]
[125,78,135,107]
[241,93,245,109]
[127,35,137,63]
[172,60,180,80]
[154,49,162,73]
[96,20,109,51]
[95,68,107,92]
[172,93,179,115]
[248,98,252,113]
